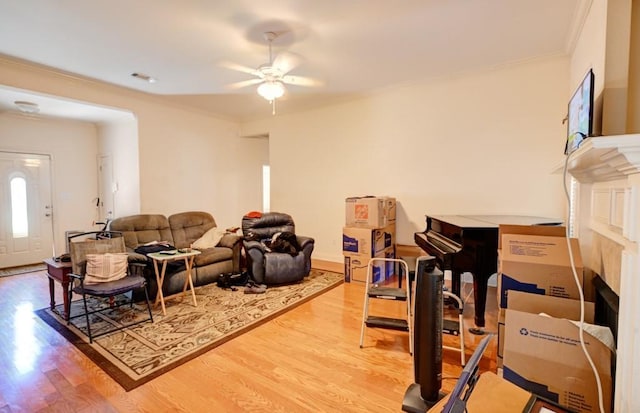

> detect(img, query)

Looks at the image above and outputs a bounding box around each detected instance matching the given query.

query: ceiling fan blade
[281,75,323,87]
[219,61,263,77]
[272,52,301,75]
[227,78,263,89]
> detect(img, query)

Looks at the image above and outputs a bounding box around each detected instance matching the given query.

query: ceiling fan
[223,31,321,114]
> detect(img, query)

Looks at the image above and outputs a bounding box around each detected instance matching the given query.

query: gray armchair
[241,212,314,284]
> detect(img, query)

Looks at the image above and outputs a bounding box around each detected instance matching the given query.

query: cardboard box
[497,291,595,369]
[345,196,396,227]
[498,224,567,250]
[344,246,395,283]
[498,233,583,308]
[503,300,612,413]
[342,224,395,257]
[497,224,568,308]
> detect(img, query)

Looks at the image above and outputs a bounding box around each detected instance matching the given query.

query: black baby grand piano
[414,215,562,329]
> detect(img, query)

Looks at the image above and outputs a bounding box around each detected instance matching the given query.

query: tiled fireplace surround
[566,135,640,412]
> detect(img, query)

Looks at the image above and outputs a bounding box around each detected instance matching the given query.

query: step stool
[442,290,466,366]
[359,258,413,354]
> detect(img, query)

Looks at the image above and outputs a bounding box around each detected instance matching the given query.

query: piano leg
[450,269,461,301]
[450,270,486,334]
[444,269,463,311]
[471,274,489,333]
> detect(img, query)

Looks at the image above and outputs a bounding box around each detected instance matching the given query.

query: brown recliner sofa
[109,211,241,299]
[241,212,314,285]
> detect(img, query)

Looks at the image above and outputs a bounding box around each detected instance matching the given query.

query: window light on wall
[262,165,270,213]
[568,176,578,238]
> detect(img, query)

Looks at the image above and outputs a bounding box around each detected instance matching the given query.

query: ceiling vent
[14,100,40,114]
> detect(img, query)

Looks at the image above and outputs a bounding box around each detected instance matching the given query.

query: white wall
[571,0,639,136]
[0,113,98,255]
[97,119,140,217]
[0,57,261,231]
[243,57,569,262]
[571,0,608,95]
[570,0,608,136]
[235,135,269,214]
[134,104,248,228]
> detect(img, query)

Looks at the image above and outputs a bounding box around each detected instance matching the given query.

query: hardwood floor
[0,270,498,412]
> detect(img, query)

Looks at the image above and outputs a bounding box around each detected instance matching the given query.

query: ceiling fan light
[257,81,285,101]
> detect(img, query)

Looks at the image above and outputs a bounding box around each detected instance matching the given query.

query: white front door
[0,152,53,268]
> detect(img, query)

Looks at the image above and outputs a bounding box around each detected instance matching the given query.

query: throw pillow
[84,253,129,284]
[192,226,226,250]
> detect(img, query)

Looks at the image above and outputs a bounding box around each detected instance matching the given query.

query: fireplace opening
[593,274,619,345]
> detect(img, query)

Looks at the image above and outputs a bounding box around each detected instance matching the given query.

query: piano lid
[427,215,563,228]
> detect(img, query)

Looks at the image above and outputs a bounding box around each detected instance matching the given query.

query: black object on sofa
[241,212,314,285]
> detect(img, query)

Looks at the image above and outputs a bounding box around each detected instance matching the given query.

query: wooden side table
[147,249,201,316]
[44,258,73,318]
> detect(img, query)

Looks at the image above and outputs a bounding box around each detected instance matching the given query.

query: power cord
[562,148,605,413]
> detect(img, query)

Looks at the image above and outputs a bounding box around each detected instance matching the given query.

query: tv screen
[565,69,594,155]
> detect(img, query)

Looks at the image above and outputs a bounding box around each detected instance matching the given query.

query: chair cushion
[109,214,174,250]
[84,253,129,284]
[168,211,216,249]
[69,236,127,276]
[241,212,295,240]
[194,247,233,267]
[77,275,147,296]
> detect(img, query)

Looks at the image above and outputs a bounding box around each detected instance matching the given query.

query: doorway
[97,154,114,222]
[0,152,53,268]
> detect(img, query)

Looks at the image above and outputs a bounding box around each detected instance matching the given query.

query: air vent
[131,72,156,83]
[14,100,39,114]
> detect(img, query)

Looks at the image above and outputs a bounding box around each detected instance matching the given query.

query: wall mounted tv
[565,69,594,155]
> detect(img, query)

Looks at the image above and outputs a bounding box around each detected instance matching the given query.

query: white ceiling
[0,0,587,122]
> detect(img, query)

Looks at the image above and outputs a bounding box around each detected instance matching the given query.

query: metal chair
[66,231,153,343]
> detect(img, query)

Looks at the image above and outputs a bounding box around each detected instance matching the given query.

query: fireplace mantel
[565,134,640,412]
[567,135,640,182]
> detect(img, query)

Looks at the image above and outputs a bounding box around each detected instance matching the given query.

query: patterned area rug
[0,263,46,277]
[36,269,343,391]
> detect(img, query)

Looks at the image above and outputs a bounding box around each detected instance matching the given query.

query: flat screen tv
[565,69,594,155]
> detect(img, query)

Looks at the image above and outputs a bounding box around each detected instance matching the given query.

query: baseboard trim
[312,259,343,274]
[311,257,497,286]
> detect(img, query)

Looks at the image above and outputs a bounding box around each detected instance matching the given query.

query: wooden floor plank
[0,270,499,412]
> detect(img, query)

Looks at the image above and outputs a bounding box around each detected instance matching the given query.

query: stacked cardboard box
[496,224,580,368]
[343,196,396,282]
[499,232,584,308]
[496,225,613,413]
[345,196,397,228]
[502,292,612,413]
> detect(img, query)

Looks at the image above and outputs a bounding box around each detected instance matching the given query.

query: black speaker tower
[402,257,446,412]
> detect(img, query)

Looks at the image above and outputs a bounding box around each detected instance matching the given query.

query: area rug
[36,269,343,391]
[0,263,46,277]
